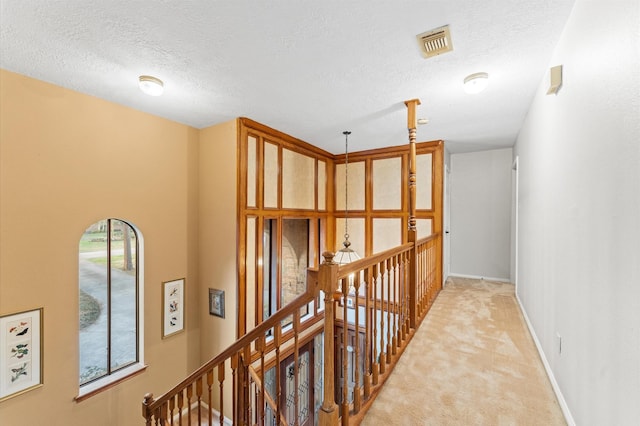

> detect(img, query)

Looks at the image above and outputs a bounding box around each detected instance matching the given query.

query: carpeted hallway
[361,277,566,426]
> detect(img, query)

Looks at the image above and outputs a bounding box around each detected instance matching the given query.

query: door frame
[511,156,519,289]
[443,162,451,285]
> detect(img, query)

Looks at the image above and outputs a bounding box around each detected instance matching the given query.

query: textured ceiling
[0,1,575,154]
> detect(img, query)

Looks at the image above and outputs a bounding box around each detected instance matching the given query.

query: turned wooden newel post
[405,98,421,329]
[142,393,154,425]
[318,251,340,426]
[405,98,420,232]
[408,229,418,329]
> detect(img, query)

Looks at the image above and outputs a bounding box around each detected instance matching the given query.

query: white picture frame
[162,278,185,338]
[0,308,43,402]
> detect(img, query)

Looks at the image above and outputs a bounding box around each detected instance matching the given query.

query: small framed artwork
[0,308,43,402]
[162,278,185,339]
[209,289,225,318]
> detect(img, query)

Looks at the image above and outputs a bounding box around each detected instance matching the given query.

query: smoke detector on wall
[416,25,453,58]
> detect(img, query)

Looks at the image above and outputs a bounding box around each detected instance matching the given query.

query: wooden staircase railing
[143,98,443,425]
[142,231,441,425]
[142,269,322,426]
[317,232,441,425]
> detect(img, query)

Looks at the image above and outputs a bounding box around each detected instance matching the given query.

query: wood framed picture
[162,278,185,338]
[0,308,43,402]
[209,289,225,318]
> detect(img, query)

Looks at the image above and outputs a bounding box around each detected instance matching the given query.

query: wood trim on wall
[333,140,444,256]
[237,117,444,337]
[237,119,334,337]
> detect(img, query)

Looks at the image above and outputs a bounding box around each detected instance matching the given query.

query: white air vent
[416,25,453,58]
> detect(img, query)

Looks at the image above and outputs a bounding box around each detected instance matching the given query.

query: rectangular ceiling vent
[416,25,453,58]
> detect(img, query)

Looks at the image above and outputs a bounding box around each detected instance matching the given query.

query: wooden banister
[157,294,312,406]
[142,278,318,425]
[321,232,441,424]
[143,234,442,425]
[318,252,340,426]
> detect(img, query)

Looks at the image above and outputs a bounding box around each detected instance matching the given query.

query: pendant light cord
[343,131,351,245]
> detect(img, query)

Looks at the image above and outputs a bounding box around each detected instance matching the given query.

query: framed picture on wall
[0,308,44,402]
[162,278,185,338]
[209,289,225,318]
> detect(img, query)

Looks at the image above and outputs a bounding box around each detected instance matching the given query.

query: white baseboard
[515,293,575,426]
[448,272,512,283]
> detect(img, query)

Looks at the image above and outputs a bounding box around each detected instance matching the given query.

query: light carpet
[361,277,566,426]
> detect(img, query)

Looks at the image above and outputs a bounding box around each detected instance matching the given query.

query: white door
[443,163,451,284]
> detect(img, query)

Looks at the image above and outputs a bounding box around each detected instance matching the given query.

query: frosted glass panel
[373,218,401,254]
[336,161,365,211]
[318,160,326,210]
[264,142,279,208]
[282,149,314,209]
[416,153,433,210]
[416,219,433,238]
[373,157,401,210]
[335,218,365,259]
[246,217,256,330]
[247,136,257,207]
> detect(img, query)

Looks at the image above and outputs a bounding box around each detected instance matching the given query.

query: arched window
[78,218,143,393]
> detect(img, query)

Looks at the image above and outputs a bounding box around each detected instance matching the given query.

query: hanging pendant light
[335,131,361,265]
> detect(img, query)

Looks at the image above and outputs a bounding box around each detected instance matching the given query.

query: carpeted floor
[361,277,566,426]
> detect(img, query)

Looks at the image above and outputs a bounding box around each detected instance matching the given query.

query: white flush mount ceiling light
[463,72,489,94]
[138,75,164,96]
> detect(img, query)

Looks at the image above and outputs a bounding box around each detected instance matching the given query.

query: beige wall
[197,120,238,415]
[450,148,512,281]
[0,69,200,425]
[198,120,237,359]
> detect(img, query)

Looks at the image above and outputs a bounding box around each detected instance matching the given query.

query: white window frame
[76,219,145,400]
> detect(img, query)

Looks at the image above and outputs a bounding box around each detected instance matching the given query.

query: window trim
[75,363,147,402]
[77,218,145,400]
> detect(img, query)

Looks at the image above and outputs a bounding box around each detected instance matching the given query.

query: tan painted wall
[198,120,238,359]
[0,69,199,425]
[198,121,238,416]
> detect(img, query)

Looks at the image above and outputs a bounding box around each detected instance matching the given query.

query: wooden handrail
[337,243,412,279]
[143,285,317,417]
[318,231,442,424]
[337,234,439,279]
[143,232,443,425]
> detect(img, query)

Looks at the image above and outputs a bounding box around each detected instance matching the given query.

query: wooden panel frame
[333,140,444,259]
[237,118,334,336]
[237,117,443,337]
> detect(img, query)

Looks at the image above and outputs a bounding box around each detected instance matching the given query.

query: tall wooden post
[405,99,420,329]
[318,252,340,426]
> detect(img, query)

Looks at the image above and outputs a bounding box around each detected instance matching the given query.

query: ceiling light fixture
[463,72,489,94]
[138,75,164,96]
[334,130,361,266]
